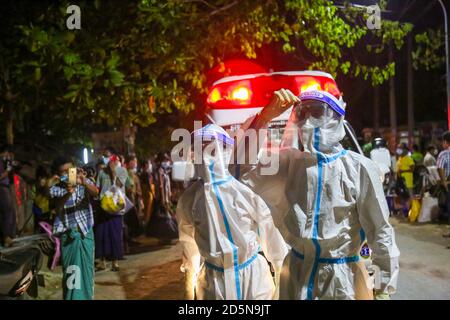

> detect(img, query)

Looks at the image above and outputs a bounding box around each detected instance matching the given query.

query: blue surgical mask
[60,174,69,183]
[103,156,110,165]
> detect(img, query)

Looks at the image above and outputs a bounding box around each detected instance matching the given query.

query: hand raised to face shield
[261,89,300,122]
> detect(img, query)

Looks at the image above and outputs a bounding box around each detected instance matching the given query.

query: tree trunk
[5,104,13,145]
[407,34,414,149]
[374,85,380,133]
[124,125,136,155]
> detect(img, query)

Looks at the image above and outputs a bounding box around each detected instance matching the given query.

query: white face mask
[433,150,438,156]
[161,161,171,169]
[396,148,403,156]
[299,116,345,154]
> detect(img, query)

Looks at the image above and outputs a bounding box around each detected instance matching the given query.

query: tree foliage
[413,28,446,71]
[1,0,419,146]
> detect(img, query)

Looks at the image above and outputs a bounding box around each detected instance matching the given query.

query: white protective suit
[237,90,400,300]
[176,124,288,300]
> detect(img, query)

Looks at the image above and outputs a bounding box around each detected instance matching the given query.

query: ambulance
[205,69,362,153]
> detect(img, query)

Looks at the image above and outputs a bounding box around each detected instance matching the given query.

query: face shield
[280,90,346,154]
[294,99,343,128]
[175,124,234,183]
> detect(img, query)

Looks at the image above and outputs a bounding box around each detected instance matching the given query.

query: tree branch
[183,0,217,10]
[210,1,239,16]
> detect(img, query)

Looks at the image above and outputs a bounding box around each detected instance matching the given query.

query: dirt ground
[118,258,184,299]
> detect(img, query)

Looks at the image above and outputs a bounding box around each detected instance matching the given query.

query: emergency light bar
[207,71,341,110]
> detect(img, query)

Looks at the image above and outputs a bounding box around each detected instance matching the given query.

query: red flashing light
[207,73,341,110]
[207,87,221,104]
[207,81,253,108]
[300,80,322,93]
[323,81,340,97]
[231,86,252,104]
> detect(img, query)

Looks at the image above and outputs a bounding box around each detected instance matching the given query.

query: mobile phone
[68,167,77,185]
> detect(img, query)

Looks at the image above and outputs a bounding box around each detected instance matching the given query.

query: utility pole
[407,33,414,148]
[437,0,450,129]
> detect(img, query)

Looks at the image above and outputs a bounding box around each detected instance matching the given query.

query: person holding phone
[49,156,99,300]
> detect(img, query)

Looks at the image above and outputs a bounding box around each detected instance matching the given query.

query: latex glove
[184,271,196,300]
[263,89,300,121]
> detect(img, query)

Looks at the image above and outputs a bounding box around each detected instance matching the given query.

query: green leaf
[109,70,125,86]
[76,64,93,76]
[340,61,350,74]
[68,84,80,91]
[106,51,120,69]
[93,68,104,77]
[63,90,78,101]
[282,43,292,53]
[63,53,80,65]
[34,67,41,81]
[280,31,289,42]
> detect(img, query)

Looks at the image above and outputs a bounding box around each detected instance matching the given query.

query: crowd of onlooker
[361,131,450,248]
[3,129,450,298]
[0,144,180,275]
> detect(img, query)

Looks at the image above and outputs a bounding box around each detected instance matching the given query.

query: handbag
[408,198,421,222]
[100,178,134,215]
[418,195,439,222]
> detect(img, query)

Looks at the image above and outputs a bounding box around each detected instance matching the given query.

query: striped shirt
[437,148,450,179]
[49,179,95,236]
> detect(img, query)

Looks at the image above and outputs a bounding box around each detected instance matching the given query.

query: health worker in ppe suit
[176,124,288,300]
[235,89,400,300]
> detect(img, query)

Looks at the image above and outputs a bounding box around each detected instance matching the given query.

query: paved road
[390,217,450,300]
[38,218,450,300]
